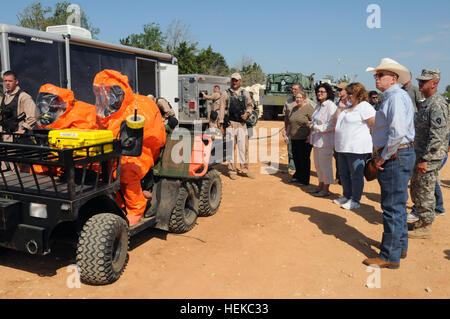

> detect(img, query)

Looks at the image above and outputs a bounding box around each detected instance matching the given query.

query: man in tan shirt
[148,95,177,130]
[202,85,226,132]
[223,73,255,180]
[1,71,39,135]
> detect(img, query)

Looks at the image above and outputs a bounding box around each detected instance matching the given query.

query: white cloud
[414,36,434,44]
[395,51,416,58]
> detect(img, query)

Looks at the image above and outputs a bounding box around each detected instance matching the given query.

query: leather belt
[376,142,414,160]
[397,142,414,150]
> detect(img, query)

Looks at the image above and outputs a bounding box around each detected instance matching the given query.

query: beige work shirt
[223,87,254,122]
[204,92,226,123]
[0,86,39,131]
[156,98,175,123]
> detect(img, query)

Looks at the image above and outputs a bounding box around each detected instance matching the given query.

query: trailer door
[159,62,179,118]
[136,58,157,97]
[8,34,65,100]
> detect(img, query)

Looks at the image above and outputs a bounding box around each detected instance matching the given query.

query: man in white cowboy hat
[408,69,449,239]
[363,58,416,269]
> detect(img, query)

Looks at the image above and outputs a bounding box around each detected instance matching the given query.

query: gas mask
[36,93,67,125]
[93,84,125,118]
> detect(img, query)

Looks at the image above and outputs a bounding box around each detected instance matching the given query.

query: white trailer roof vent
[46,25,92,39]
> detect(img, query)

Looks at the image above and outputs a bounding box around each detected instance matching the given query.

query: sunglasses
[336,88,343,92]
[374,72,396,79]
[346,92,353,96]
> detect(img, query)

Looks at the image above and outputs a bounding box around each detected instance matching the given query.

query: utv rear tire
[76,213,129,285]
[168,183,198,233]
[198,169,222,217]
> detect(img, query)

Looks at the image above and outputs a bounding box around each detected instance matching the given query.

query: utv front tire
[198,169,222,217]
[76,213,129,285]
[168,183,198,233]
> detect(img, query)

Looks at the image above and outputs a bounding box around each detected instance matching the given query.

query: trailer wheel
[76,213,129,285]
[168,183,198,233]
[198,169,222,217]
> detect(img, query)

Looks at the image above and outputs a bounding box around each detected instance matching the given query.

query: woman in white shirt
[308,83,337,197]
[333,83,376,210]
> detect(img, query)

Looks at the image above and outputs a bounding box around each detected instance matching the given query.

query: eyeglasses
[346,92,353,96]
[370,96,378,99]
[317,90,327,94]
[374,72,396,79]
[336,88,343,92]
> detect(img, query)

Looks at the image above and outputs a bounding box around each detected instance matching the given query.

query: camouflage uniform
[410,84,449,224]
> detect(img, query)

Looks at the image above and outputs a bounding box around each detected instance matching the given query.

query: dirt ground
[0,120,449,299]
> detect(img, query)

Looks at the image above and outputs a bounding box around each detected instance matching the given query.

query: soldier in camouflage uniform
[409,69,449,239]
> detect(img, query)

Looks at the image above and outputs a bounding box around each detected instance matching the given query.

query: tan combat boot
[408,221,432,239]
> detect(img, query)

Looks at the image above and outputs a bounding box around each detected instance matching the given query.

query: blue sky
[2,0,449,91]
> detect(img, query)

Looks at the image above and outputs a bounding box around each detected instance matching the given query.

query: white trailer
[0,23,179,117]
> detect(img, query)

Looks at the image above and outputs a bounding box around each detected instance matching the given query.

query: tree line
[16,2,265,86]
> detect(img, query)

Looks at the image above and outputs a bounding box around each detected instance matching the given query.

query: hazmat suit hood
[37,83,98,130]
[93,69,135,126]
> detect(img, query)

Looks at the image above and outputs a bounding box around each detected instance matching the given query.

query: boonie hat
[416,69,440,81]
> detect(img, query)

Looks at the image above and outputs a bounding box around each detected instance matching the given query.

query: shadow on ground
[444,250,450,261]
[290,205,380,258]
[0,227,167,277]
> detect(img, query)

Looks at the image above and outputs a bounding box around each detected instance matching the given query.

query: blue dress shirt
[372,84,415,160]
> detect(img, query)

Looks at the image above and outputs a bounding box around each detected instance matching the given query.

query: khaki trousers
[226,121,249,174]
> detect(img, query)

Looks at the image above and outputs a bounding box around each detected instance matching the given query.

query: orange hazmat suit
[34,84,99,175]
[37,84,99,130]
[93,69,166,219]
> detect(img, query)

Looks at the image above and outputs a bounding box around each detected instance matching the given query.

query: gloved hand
[167,115,178,129]
[223,114,230,129]
[210,110,218,121]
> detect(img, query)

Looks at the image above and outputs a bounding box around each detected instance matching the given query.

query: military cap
[416,69,440,81]
[231,73,242,80]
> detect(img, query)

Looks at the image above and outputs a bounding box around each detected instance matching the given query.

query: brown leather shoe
[363,257,400,269]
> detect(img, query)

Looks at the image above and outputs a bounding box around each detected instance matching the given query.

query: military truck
[260,72,315,120]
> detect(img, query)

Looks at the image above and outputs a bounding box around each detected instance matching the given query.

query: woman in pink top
[307,83,337,197]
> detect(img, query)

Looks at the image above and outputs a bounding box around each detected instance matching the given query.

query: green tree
[174,41,198,74]
[196,46,229,76]
[17,1,100,38]
[241,62,265,86]
[120,23,166,52]
[443,84,450,99]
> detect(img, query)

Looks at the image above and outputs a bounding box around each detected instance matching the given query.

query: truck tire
[198,169,222,217]
[76,213,129,285]
[168,183,198,233]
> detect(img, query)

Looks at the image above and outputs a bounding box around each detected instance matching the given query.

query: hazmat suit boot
[408,221,432,239]
[127,214,143,226]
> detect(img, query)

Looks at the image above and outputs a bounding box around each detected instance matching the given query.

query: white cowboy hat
[366,58,411,84]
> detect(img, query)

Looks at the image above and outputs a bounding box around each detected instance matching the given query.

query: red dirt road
[0,120,449,299]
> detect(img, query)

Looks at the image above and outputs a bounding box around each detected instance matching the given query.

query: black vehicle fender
[76,194,127,230]
[149,178,188,231]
